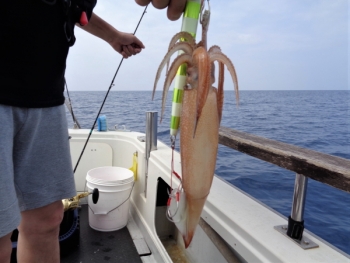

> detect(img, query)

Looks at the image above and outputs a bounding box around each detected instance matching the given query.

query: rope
[166,138,183,222]
[88,182,135,215]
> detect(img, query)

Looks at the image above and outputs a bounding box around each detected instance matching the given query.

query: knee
[39,201,64,233]
[19,201,64,236]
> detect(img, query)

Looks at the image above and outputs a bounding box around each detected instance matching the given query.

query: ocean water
[65,90,350,255]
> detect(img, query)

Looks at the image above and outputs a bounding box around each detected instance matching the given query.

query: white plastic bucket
[86,166,134,231]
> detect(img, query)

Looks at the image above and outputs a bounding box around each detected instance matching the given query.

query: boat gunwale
[219,126,350,193]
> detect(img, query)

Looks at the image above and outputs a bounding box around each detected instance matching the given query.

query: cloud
[65,0,348,91]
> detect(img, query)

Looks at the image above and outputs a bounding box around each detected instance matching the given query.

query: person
[135,0,187,21]
[0,1,144,262]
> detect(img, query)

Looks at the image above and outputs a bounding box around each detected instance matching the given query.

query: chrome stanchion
[274,173,318,249]
[287,173,308,240]
[144,111,158,198]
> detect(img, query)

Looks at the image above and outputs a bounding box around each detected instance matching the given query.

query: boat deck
[61,205,142,263]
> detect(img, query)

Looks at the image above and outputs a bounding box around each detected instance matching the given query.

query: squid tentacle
[153,42,194,100]
[166,32,196,72]
[217,61,225,123]
[208,45,239,105]
[167,31,196,51]
[207,46,225,121]
[160,54,193,122]
[192,47,211,136]
[208,45,221,53]
[200,10,210,49]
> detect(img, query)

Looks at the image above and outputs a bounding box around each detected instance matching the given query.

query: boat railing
[218,126,350,249]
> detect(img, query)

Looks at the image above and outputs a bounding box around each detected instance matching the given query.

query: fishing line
[65,79,81,128]
[73,4,148,173]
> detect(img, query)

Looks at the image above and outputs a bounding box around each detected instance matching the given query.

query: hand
[135,0,187,21]
[110,31,145,59]
[78,13,145,59]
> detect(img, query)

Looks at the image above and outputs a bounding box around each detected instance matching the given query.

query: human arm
[77,13,145,58]
[135,0,187,21]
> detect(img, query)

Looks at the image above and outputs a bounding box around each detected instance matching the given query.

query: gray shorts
[0,104,76,238]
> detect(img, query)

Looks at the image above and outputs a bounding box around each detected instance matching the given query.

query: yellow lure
[129,151,138,181]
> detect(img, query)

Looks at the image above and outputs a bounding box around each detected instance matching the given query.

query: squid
[153,6,239,248]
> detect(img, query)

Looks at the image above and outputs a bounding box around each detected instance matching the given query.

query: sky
[65,0,348,91]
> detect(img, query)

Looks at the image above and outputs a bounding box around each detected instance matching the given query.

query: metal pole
[169,0,202,137]
[291,173,308,221]
[287,173,308,240]
[145,111,158,197]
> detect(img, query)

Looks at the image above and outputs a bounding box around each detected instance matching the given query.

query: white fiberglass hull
[68,129,349,263]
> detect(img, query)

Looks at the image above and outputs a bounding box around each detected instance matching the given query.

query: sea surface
[65,90,350,255]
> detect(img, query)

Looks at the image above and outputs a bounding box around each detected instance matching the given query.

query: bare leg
[17,200,64,263]
[0,232,12,263]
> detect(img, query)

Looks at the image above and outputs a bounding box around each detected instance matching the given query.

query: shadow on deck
[11,205,142,263]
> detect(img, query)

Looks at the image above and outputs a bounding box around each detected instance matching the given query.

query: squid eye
[187,70,197,79]
[186,68,192,76]
[191,73,198,81]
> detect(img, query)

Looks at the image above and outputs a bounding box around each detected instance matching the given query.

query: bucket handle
[88,182,135,215]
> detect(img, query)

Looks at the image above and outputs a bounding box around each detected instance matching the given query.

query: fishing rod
[73,4,148,173]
